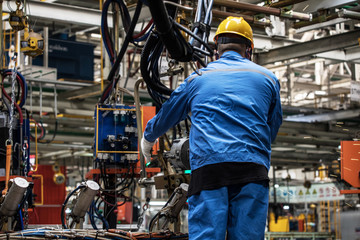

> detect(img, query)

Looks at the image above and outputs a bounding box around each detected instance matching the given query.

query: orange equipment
[340,141,360,194]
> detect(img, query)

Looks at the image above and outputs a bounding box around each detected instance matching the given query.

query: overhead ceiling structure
[2,0,360,171]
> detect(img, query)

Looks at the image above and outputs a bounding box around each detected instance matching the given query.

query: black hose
[140,33,173,96]
[147,0,192,62]
[61,185,86,229]
[100,0,143,103]
[172,19,213,56]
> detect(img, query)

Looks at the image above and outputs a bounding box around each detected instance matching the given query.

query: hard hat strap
[217,36,252,48]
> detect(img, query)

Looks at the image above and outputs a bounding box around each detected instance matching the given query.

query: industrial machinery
[61,180,100,229]
[20,28,44,58]
[340,141,360,195]
[8,0,44,58]
[149,183,189,232]
[94,104,139,164]
[8,0,28,31]
[0,65,32,231]
[85,0,209,232]
[0,177,29,231]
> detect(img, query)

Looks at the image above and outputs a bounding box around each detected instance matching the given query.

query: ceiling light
[315,90,326,95]
[90,33,101,39]
[302,73,311,78]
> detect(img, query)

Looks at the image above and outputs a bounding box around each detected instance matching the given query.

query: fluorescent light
[315,90,326,95]
[149,201,167,206]
[91,33,102,39]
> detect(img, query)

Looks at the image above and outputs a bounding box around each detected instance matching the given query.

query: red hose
[2,72,25,107]
[2,87,23,125]
[133,19,153,39]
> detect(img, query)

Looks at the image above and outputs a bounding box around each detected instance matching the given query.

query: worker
[141,16,282,240]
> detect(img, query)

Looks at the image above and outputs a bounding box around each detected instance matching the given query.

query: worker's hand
[141,136,156,163]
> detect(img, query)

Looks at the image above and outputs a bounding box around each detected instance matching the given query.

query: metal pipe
[213,0,280,15]
[26,77,92,87]
[54,85,58,116]
[72,181,99,218]
[99,0,104,92]
[213,0,310,20]
[338,9,360,20]
[40,83,42,118]
[212,10,271,26]
[293,13,338,29]
[43,27,49,68]
[0,178,29,217]
[281,10,312,21]
[134,78,146,179]
[269,0,307,8]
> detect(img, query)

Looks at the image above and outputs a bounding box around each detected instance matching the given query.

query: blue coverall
[144,51,283,239]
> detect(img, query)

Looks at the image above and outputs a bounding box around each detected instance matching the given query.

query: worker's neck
[219,50,246,58]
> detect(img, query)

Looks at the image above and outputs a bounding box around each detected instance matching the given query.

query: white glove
[141,135,156,163]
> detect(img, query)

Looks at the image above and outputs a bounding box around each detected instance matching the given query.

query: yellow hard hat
[214,16,254,49]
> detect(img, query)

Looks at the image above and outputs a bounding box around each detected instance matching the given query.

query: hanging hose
[101,0,131,64]
[2,70,27,108]
[147,0,193,62]
[99,0,143,103]
[140,33,173,96]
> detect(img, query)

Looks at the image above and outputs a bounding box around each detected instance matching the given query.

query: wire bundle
[61,165,139,231]
[189,0,214,55]
[139,0,214,108]
[0,228,189,240]
[100,0,154,104]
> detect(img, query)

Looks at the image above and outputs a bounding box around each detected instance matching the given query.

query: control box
[94,104,138,164]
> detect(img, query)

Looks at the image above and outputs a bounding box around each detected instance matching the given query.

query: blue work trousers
[188,181,269,240]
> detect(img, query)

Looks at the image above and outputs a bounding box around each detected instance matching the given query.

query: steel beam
[285,108,360,123]
[292,0,358,13]
[256,29,360,65]
[271,151,338,161]
[315,47,360,64]
[274,135,341,147]
[2,1,151,28]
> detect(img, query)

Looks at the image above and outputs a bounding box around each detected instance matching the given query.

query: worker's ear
[214,49,219,60]
[245,46,252,61]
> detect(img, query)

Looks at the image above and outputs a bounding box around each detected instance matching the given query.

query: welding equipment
[165,138,190,170]
[149,183,188,231]
[8,1,28,31]
[71,181,100,219]
[61,180,100,229]
[0,178,29,217]
[20,28,44,58]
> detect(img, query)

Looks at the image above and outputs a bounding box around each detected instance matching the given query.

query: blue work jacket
[144,51,282,171]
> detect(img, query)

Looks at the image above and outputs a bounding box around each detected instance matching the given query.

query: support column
[43,27,49,68]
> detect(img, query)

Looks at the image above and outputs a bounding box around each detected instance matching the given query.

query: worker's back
[185,50,282,171]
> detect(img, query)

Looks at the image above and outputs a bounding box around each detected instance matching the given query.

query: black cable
[193,52,207,67]
[41,118,58,143]
[140,33,173,96]
[100,0,143,103]
[61,185,86,229]
[172,19,213,56]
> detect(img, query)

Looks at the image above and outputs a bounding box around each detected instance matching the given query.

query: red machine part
[340,141,360,194]
[28,165,66,225]
[116,201,133,224]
